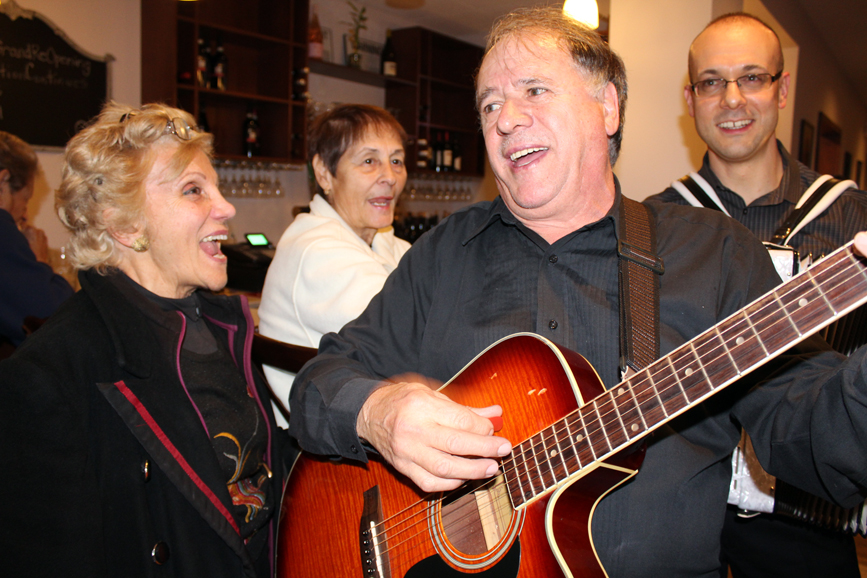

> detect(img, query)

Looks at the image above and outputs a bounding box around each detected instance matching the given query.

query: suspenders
[672,172,857,281]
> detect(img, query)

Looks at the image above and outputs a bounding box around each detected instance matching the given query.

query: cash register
[222,233,276,292]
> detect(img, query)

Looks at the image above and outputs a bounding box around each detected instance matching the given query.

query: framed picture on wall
[798,119,814,167]
[815,112,842,176]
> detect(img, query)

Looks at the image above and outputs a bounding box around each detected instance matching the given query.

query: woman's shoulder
[278,210,358,248]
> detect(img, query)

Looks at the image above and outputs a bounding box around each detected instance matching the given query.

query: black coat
[0,269,295,577]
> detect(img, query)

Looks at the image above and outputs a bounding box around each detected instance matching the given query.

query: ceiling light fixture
[563,0,599,29]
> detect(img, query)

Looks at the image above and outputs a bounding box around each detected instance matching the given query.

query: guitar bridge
[359,485,391,577]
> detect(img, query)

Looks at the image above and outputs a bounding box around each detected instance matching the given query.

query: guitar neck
[505,242,867,508]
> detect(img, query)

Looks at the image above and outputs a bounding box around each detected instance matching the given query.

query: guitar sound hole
[439,474,515,557]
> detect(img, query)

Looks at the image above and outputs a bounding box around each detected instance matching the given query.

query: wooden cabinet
[141,0,309,164]
[141,5,484,173]
[386,28,485,176]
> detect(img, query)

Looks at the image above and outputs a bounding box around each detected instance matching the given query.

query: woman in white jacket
[258,104,411,427]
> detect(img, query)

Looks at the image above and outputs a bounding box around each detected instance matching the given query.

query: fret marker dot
[684,367,693,376]
[798,298,808,307]
[617,387,625,396]
[549,450,557,458]
[631,423,639,432]
[575,434,584,442]
[736,336,745,346]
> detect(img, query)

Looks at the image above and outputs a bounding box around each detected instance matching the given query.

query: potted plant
[344,1,367,69]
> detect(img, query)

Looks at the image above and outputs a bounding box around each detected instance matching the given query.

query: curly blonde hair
[56,101,213,272]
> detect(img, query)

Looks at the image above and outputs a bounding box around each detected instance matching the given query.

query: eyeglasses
[163,117,196,141]
[690,71,783,98]
[119,112,197,141]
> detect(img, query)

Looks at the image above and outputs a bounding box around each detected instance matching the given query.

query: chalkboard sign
[0,1,113,150]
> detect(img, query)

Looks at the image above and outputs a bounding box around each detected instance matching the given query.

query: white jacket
[258,194,410,427]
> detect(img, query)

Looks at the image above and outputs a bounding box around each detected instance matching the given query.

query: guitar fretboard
[503,243,867,508]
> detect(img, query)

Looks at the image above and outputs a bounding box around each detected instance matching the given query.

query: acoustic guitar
[276,241,867,578]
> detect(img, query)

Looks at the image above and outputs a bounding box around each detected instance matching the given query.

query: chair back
[251,333,317,423]
[251,333,317,375]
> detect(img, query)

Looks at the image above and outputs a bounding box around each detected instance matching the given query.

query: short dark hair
[689,13,784,81]
[307,104,407,194]
[0,131,38,192]
[481,6,628,166]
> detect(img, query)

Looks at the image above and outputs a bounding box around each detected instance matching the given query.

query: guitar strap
[670,172,732,216]
[770,175,856,246]
[617,197,664,377]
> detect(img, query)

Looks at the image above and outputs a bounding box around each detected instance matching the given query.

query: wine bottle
[452,137,462,172]
[381,29,397,76]
[243,106,260,158]
[210,39,227,91]
[433,131,443,172]
[442,131,453,172]
[308,6,324,60]
[293,67,311,102]
[196,37,211,88]
[416,138,429,170]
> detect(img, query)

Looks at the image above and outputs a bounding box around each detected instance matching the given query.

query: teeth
[510,147,548,162]
[201,234,228,243]
[718,120,751,129]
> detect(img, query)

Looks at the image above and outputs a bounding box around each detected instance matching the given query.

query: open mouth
[369,197,394,208]
[200,234,228,260]
[718,119,752,130]
[509,147,548,167]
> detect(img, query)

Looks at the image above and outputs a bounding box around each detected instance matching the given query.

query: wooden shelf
[142,0,309,164]
[386,27,485,176]
[309,60,415,88]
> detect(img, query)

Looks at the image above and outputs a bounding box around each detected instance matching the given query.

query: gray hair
[481,6,628,166]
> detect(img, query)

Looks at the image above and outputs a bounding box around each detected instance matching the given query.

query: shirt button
[151,541,170,565]
[742,208,748,215]
[141,459,150,482]
[350,444,359,454]
[548,255,558,264]
[549,320,558,330]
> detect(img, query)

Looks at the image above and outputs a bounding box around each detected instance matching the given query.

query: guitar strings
[507,249,865,501]
[366,476,509,563]
[362,248,867,565]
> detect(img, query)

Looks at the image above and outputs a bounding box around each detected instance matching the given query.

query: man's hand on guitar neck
[356,379,513,493]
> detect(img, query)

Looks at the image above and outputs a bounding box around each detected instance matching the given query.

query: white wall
[18,0,141,249]
[609,0,712,200]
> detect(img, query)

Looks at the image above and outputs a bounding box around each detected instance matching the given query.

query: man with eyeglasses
[647,12,867,578]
